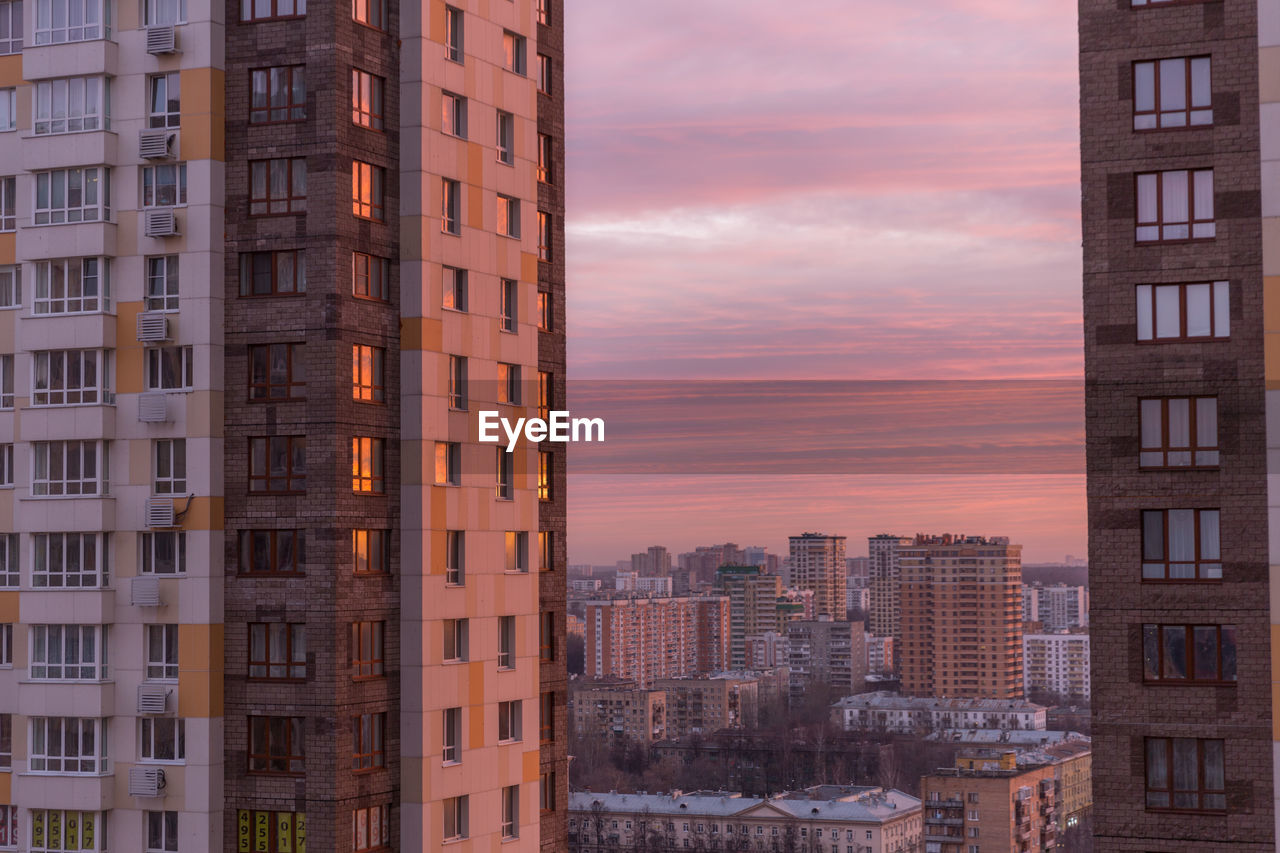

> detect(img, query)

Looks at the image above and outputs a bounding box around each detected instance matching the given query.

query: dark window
[250,66,305,124]
[538,133,553,183]
[248,623,306,680]
[249,343,306,401]
[445,5,462,61]
[352,252,390,301]
[1143,624,1236,683]
[248,716,305,774]
[1142,508,1220,581]
[352,712,386,770]
[537,54,551,95]
[442,178,460,234]
[1139,397,1218,468]
[249,158,307,215]
[239,250,306,296]
[241,0,304,21]
[351,621,385,678]
[239,529,305,575]
[539,451,551,501]
[1145,737,1225,812]
[249,436,307,493]
[540,691,554,742]
[540,611,555,662]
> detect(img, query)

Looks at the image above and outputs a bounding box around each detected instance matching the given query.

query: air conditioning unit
[138,392,170,423]
[128,766,167,797]
[139,129,177,160]
[131,575,162,606]
[136,311,170,342]
[137,683,169,714]
[144,208,178,238]
[145,24,177,54]
[144,497,176,528]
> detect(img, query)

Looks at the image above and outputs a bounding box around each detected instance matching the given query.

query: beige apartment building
[867,534,911,644]
[0,0,568,849]
[1023,631,1090,703]
[787,532,846,619]
[653,676,758,736]
[570,683,666,745]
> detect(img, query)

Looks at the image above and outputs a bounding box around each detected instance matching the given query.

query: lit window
[352,252,389,300]
[503,30,526,75]
[505,531,527,572]
[538,133,553,183]
[435,442,460,486]
[538,210,552,261]
[498,362,521,404]
[351,437,385,493]
[351,69,383,129]
[353,345,385,402]
[443,266,467,310]
[497,194,520,238]
[352,529,389,575]
[352,160,385,221]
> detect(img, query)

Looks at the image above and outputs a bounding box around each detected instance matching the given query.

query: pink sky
[563,0,1084,563]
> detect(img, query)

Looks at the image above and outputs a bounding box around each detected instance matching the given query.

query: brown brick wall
[1080,0,1274,848]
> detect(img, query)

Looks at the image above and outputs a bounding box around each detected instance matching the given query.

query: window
[352,437,385,493]
[153,439,186,494]
[0,1,20,54]
[0,626,10,666]
[35,167,110,224]
[444,796,468,841]
[353,529,389,575]
[538,291,552,330]
[540,771,556,813]
[351,712,385,770]
[249,436,306,493]
[249,158,307,215]
[442,91,466,137]
[0,266,15,308]
[502,785,519,839]
[443,266,467,310]
[34,77,108,134]
[240,250,306,296]
[351,0,383,28]
[351,345,385,403]
[1145,737,1225,811]
[139,717,185,762]
[538,210,552,261]
[249,343,305,401]
[1137,281,1228,342]
[497,194,520,238]
[144,0,183,24]
[1134,57,1211,129]
[445,530,464,585]
[498,615,515,669]
[34,258,107,314]
[1140,397,1218,468]
[537,54,551,95]
[248,716,305,774]
[241,0,304,21]
[250,66,305,124]
[32,533,108,588]
[448,354,467,409]
[32,350,107,405]
[34,0,106,43]
[234,812,306,853]
[239,529,304,575]
[540,690,554,742]
[0,176,11,230]
[538,133,553,183]
[435,442,461,485]
[0,535,15,587]
[539,451,551,501]
[497,450,513,500]
[538,371,552,419]
[498,700,522,742]
[352,805,390,852]
[140,531,185,574]
[1136,168,1213,242]
[0,357,11,409]
[444,618,468,662]
[496,110,514,164]
[352,160,385,221]
[442,177,460,234]
[540,611,555,662]
[1144,624,1236,683]
[249,623,306,680]
[0,806,13,849]
[498,362,521,404]
[505,531,527,572]
[146,345,193,390]
[0,88,12,131]
[351,621,384,678]
[352,69,383,129]
[539,530,551,571]
[500,279,517,331]
[444,5,462,62]
[142,163,187,207]
[32,441,108,496]
[146,256,179,310]
[147,72,180,128]
[145,624,178,680]
[29,717,106,772]
[146,812,178,853]
[503,30,526,74]
[536,0,547,25]
[31,625,107,680]
[1142,508,1220,580]
[443,706,461,763]
[352,252,389,300]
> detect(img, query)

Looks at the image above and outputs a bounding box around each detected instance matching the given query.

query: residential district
[565,534,1092,852]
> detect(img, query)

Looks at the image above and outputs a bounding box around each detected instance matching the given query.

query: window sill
[136,758,187,766]
[21,494,113,501]
[20,770,113,778]
[442,759,461,767]
[498,738,522,746]
[1143,680,1236,687]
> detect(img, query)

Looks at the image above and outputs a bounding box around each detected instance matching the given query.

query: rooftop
[569,787,920,823]
[832,691,1046,713]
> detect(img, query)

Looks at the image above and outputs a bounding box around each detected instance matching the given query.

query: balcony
[23,38,118,80]
[22,130,118,172]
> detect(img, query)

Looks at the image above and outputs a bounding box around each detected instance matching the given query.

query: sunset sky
[562,0,1085,564]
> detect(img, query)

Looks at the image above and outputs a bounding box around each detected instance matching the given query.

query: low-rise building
[1023,630,1091,702]
[832,691,1047,733]
[569,787,922,853]
[570,682,667,744]
[654,675,759,736]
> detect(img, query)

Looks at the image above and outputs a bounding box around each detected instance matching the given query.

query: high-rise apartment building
[1023,631,1091,703]
[1021,582,1089,631]
[867,534,911,643]
[0,0,567,848]
[583,594,729,687]
[899,534,1022,699]
[784,616,866,704]
[1080,0,1276,846]
[630,545,671,576]
[787,532,846,619]
[714,564,782,670]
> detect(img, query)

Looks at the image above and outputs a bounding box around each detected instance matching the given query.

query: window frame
[1139,396,1219,469]
[248,435,307,494]
[500,278,517,332]
[350,620,385,679]
[145,255,179,311]
[352,252,389,301]
[351,436,385,493]
[247,715,306,775]
[238,529,305,575]
[496,109,514,164]
[31,441,107,497]
[140,531,185,575]
[139,717,185,763]
[538,210,552,261]
[352,529,390,575]
[444,5,462,62]
[351,0,384,29]
[240,250,306,297]
[443,266,467,311]
[32,532,109,589]
[538,132,553,183]
[442,177,461,234]
[497,193,520,238]
[443,618,468,663]
[443,706,462,763]
[34,0,108,45]
[1142,508,1221,581]
[1144,736,1226,812]
[248,157,307,216]
[352,805,390,853]
[147,72,180,129]
[351,712,386,771]
[1133,56,1212,131]
[248,622,306,681]
[240,0,305,23]
[34,167,110,225]
[448,354,467,409]
[248,342,306,401]
[32,349,108,406]
[34,258,108,315]
[1142,623,1236,684]
[351,160,385,222]
[501,784,519,840]
[434,441,461,486]
[498,614,515,670]
[496,448,513,500]
[0,1,21,55]
[145,345,194,391]
[442,91,466,138]
[33,76,109,135]
[141,162,187,207]
[28,717,107,773]
[502,30,526,75]
[0,176,13,232]
[1135,168,1214,243]
[1136,281,1229,342]
[353,344,385,403]
[153,438,186,495]
[144,624,178,681]
[250,65,306,125]
[145,811,178,853]
[351,68,384,130]
[498,699,522,743]
[445,529,464,585]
